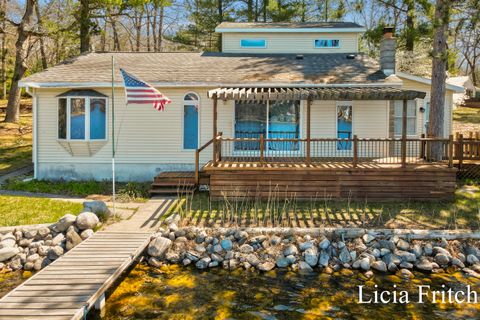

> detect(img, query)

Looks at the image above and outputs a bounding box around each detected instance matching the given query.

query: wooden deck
[0,199,175,320]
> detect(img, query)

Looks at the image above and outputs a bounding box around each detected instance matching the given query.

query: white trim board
[396,71,464,93]
[215,27,367,33]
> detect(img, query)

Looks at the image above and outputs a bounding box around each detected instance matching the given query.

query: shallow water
[91,264,480,320]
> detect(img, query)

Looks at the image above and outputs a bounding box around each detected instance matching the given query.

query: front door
[183,105,198,149]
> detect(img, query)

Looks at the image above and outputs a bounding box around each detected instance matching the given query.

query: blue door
[183,105,198,149]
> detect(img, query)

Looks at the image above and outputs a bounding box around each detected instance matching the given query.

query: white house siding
[222,32,358,54]
[399,77,454,138]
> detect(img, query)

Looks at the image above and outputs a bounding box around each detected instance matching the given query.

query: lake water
[88,264,480,320]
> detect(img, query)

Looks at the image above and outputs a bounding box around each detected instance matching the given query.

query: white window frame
[393,100,417,137]
[240,39,267,49]
[314,39,341,49]
[335,101,354,152]
[57,96,108,142]
[182,92,201,151]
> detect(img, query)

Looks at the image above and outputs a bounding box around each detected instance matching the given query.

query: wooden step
[149,188,195,195]
[151,181,196,187]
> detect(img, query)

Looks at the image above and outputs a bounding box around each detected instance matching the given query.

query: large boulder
[53,214,77,233]
[0,247,20,262]
[147,237,172,258]
[82,201,111,217]
[0,233,16,248]
[75,212,100,230]
[66,228,83,250]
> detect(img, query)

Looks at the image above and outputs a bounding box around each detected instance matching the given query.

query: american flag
[120,68,171,111]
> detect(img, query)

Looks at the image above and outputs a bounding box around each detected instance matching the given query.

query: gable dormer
[216,22,366,54]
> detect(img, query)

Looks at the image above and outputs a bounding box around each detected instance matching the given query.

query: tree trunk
[134,7,143,51]
[263,0,268,22]
[217,0,223,51]
[1,0,7,99]
[146,6,151,51]
[405,0,415,51]
[5,0,36,123]
[79,0,90,53]
[428,0,450,160]
[152,5,158,52]
[35,1,48,69]
[247,0,253,21]
[158,5,164,52]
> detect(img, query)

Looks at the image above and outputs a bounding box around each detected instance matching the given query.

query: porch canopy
[207,86,426,101]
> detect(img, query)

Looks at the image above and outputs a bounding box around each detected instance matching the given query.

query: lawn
[173,183,480,230]
[0,99,33,175]
[0,195,83,227]
[453,106,480,135]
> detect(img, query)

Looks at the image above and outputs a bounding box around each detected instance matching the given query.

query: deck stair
[149,171,197,196]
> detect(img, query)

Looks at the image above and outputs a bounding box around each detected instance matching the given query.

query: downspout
[25,86,38,179]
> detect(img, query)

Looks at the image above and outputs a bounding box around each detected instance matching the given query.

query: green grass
[174,182,480,230]
[3,179,150,202]
[453,106,480,135]
[0,195,83,227]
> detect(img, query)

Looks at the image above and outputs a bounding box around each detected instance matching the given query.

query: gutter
[25,86,38,179]
[215,27,367,33]
[19,81,404,89]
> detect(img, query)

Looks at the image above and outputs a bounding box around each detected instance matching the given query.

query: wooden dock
[0,198,176,320]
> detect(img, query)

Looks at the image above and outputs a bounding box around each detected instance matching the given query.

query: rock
[196,257,211,269]
[174,229,186,238]
[38,246,50,256]
[371,261,387,272]
[383,253,401,265]
[82,200,110,216]
[399,261,413,269]
[439,237,448,248]
[33,258,44,271]
[416,258,434,271]
[258,261,275,271]
[463,267,480,279]
[47,246,64,260]
[298,261,313,273]
[239,244,254,254]
[24,262,34,271]
[276,256,290,268]
[228,259,239,270]
[286,255,296,264]
[66,228,83,250]
[220,239,233,251]
[452,258,465,268]
[270,236,282,245]
[372,249,381,258]
[18,239,33,247]
[211,253,223,262]
[467,254,479,265]
[360,258,371,271]
[363,233,375,244]
[0,247,20,262]
[380,248,391,256]
[396,239,410,251]
[147,237,172,258]
[182,258,192,266]
[29,241,44,249]
[399,269,414,279]
[246,253,260,266]
[0,233,16,248]
[75,212,99,230]
[379,240,396,251]
[23,229,37,239]
[318,238,330,250]
[388,262,398,273]
[54,214,77,232]
[458,253,466,263]
[364,270,374,279]
[51,233,65,246]
[339,247,351,264]
[37,227,50,238]
[433,246,451,257]
[424,243,433,256]
[299,242,313,251]
[283,244,298,256]
[434,253,450,266]
[9,258,22,270]
[396,250,416,263]
[323,266,333,274]
[165,250,181,263]
[234,231,248,240]
[26,254,39,263]
[148,257,163,268]
[185,251,201,262]
[195,230,207,243]
[304,248,319,267]
[337,241,346,249]
[209,261,219,268]
[412,244,422,258]
[319,251,330,267]
[80,229,94,240]
[213,244,223,254]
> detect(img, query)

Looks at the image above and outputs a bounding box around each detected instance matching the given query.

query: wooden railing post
[458,134,464,169]
[306,99,311,165]
[260,134,265,163]
[212,96,218,165]
[353,135,358,168]
[420,133,426,159]
[401,99,407,168]
[448,134,453,168]
[195,150,200,184]
[217,132,223,162]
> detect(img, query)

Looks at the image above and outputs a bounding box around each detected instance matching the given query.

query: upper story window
[315,39,340,48]
[240,39,266,48]
[57,90,107,141]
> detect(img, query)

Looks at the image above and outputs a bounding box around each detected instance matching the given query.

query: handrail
[195,134,223,184]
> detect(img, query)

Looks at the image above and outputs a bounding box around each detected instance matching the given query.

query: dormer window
[240,39,266,48]
[314,39,340,48]
[57,90,108,141]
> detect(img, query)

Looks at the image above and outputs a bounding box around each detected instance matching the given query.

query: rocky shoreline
[0,201,105,273]
[147,221,480,279]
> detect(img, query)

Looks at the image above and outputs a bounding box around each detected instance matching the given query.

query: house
[20,22,462,201]
[446,76,476,107]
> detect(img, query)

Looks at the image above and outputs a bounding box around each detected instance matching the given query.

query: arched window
[183,93,199,149]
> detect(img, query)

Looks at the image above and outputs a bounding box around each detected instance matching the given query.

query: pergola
[206,86,426,167]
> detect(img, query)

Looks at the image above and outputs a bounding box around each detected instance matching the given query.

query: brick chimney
[380,27,396,76]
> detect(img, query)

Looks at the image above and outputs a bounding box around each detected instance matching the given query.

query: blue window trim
[240,39,267,48]
[182,92,200,150]
[314,39,340,48]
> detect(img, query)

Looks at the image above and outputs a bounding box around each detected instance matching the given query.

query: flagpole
[111,56,116,218]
